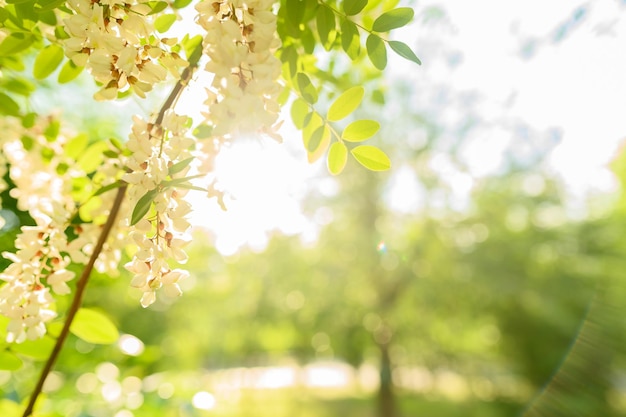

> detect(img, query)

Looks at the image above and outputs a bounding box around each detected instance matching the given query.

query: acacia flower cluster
[0,119,123,342]
[63,0,187,100]
[195,0,283,139]
[122,111,195,307]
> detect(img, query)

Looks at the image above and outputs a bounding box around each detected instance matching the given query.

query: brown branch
[22,41,205,417]
[22,185,127,417]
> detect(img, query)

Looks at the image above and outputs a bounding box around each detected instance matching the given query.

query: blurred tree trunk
[378,342,396,417]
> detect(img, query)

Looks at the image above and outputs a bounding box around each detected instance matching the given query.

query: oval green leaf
[307,125,326,153]
[10,336,54,360]
[343,0,368,15]
[350,145,391,171]
[155,14,177,33]
[366,34,387,70]
[341,20,360,60]
[0,350,22,371]
[58,59,84,83]
[33,44,64,80]
[372,7,414,32]
[290,98,310,129]
[0,93,20,116]
[316,6,335,50]
[296,73,318,104]
[388,40,421,65]
[0,33,34,56]
[327,142,348,175]
[327,86,364,122]
[342,119,380,142]
[70,308,119,345]
[131,188,158,226]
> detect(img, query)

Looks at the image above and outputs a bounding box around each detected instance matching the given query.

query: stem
[21,41,205,417]
[22,186,127,417]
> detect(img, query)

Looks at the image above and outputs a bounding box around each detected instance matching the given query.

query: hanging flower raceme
[0,118,125,342]
[122,111,196,307]
[62,0,188,100]
[195,0,283,139]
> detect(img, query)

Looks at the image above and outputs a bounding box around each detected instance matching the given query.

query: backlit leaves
[327,142,348,175]
[340,20,361,60]
[343,0,368,16]
[350,145,391,171]
[372,7,414,32]
[70,308,119,344]
[366,34,387,70]
[327,86,364,122]
[33,44,64,79]
[342,119,380,142]
[297,72,318,104]
[389,40,421,65]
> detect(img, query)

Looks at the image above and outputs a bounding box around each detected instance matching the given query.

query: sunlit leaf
[388,40,421,65]
[327,86,364,121]
[147,0,168,14]
[63,138,88,168]
[0,399,21,417]
[341,119,380,142]
[130,189,158,226]
[307,125,328,153]
[93,180,125,197]
[71,308,119,345]
[168,156,194,176]
[0,93,20,116]
[302,113,330,163]
[290,98,310,129]
[155,14,176,33]
[343,0,368,15]
[372,7,414,32]
[33,44,64,79]
[327,142,348,175]
[341,20,360,60]
[10,336,54,360]
[316,5,336,50]
[366,34,387,70]
[0,351,22,371]
[297,72,318,104]
[77,141,108,172]
[287,0,306,26]
[350,145,391,171]
[58,59,83,83]
[0,33,34,56]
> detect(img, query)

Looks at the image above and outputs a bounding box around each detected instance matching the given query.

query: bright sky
[189,0,626,254]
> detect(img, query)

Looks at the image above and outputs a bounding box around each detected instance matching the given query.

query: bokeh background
[3,1,626,416]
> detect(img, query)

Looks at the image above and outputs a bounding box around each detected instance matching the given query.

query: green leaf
[343,0,367,15]
[366,34,387,70]
[64,133,88,159]
[70,308,119,345]
[77,141,108,172]
[58,59,83,83]
[327,142,348,175]
[93,180,124,197]
[372,7,414,32]
[341,20,360,60]
[130,189,158,226]
[307,125,327,153]
[34,0,65,12]
[168,156,194,176]
[193,123,213,138]
[388,40,421,65]
[0,399,21,417]
[181,34,203,61]
[33,44,64,79]
[2,77,34,96]
[0,93,20,116]
[296,72,318,104]
[341,119,380,142]
[316,6,335,50]
[147,0,168,14]
[327,86,364,122]
[172,0,192,8]
[350,145,391,171]
[287,0,306,26]
[290,98,310,129]
[154,14,176,33]
[10,336,54,360]
[0,350,22,371]
[0,33,34,56]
